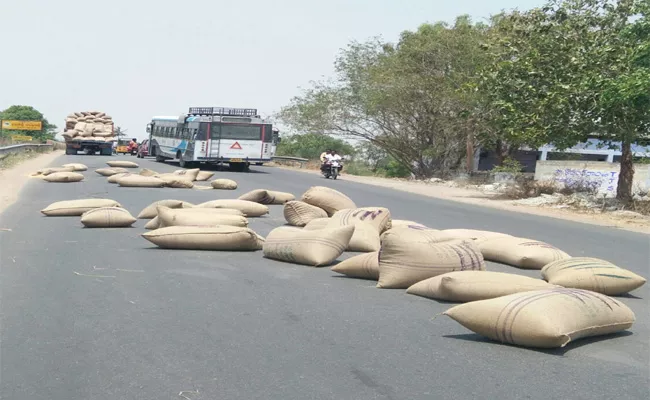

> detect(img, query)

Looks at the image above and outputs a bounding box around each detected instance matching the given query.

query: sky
[1,0,544,140]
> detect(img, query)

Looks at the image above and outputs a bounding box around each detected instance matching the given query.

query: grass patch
[0,148,50,169]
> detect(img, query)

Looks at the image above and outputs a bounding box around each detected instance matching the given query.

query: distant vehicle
[115,138,131,155]
[137,139,150,158]
[146,107,275,172]
[322,159,343,180]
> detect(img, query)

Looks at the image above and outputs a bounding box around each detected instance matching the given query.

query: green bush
[276,133,355,160]
[382,158,411,178]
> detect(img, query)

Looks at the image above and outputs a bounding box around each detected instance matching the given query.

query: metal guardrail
[0,143,53,160]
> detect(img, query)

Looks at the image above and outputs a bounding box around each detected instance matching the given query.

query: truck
[62,111,116,156]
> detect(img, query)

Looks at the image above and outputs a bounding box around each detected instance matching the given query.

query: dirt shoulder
[0,150,63,215]
[275,165,650,234]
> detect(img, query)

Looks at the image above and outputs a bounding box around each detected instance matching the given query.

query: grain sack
[238,189,275,204]
[327,219,379,252]
[145,216,160,229]
[107,173,131,183]
[62,163,88,171]
[330,207,392,233]
[541,257,647,296]
[117,175,165,188]
[211,179,237,190]
[107,160,139,168]
[303,218,330,230]
[263,225,355,266]
[144,208,244,230]
[142,226,262,251]
[36,166,75,176]
[137,199,193,219]
[62,131,77,140]
[43,172,84,183]
[267,191,295,204]
[171,168,200,181]
[301,186,356,216]
[41,198,121,216]
[407,271,557,302]
[478,236,570,269]
[83,124,94,136]
[157,206,248,228]
[96,167,129,176]
[139,168,159,177]
[155,174,194,189]
[74,122,87,132]
[378,238,485,289]
[74,112,84,118]
[197,199,269,217]
[331,252,379,280]
[283,201,328,226]
[389,220,429,228]
[94,130,114,138]
[439,229,511,242]
[80,207,137,228]
[380,225,449,244]
[195,171,214,181]
[443,288,636,348]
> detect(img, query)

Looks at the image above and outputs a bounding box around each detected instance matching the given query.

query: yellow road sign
[1,120,43,131]
[11,135,33,142]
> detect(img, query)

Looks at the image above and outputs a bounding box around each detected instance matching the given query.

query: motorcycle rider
[326,150,343,173]
[320,149,331,172]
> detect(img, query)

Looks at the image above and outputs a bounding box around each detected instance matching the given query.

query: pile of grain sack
[61,111,116,143]
[96,163,234,190]
[31,163,88,183]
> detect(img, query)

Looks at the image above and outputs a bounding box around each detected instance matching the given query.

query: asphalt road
[1,155,648,400]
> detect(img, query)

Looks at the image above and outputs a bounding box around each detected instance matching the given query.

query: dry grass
[0,148,51,169]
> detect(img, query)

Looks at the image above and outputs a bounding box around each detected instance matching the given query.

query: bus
[146,107,276,171]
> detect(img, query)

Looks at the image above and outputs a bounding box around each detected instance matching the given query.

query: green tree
[478,0,649,201]
[0,105,57,141]
[275,133,355,160]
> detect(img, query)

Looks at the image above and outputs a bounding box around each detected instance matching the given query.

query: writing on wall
[554,168,619,195]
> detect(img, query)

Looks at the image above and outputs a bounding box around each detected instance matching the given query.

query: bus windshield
[212,123,261,140]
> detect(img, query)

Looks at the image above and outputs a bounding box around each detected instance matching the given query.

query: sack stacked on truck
[63,111,115,143]
[263,226,354,266]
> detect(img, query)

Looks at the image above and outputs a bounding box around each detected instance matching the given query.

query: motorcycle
[322,160,343,180]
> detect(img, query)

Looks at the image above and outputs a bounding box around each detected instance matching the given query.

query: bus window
[213,124,261,140]
[196,123,208,140]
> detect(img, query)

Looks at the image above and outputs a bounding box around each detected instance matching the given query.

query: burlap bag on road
[407,271,557,302]
[107,173,131,184]
[137,199,194,219]
[117,175,165,188]
[478,236,570,269]
[267,191,295,204]
[378,238,485,289]
[439,229,511,243]
[197,199,269,217]
[330,207,392,233]
[387,220,424,228]
[139,168,159,177]
[238,189,275,204]
[36,166,75,176]
[263,225,354,267]
[43,172,84,183]
[300,186,356,216]
[145,207,245,229]
[380,225,449,244]
[142,226,262,251]
[283,201,328,226]
[331,252,379,280]
[211,179,238,190]
[303,218,330,230]
[41,199,121,216]
[96,167,129,176]
[541,257,647,296]
[155,174,194,189]
[195,171,215,181]
[171,168,200,181]
[62,163,88,171]
[327,219,379,252]
[80,207,137,228]
[157,206,248,228]
[107,160,139,168]
[443,288,636,348]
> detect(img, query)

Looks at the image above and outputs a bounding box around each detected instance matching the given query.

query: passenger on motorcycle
[320,149,332,172]
[325,150,343,172]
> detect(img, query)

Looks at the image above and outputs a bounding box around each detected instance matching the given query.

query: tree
[0,105,57,141]
[114,126,127,138]
[275,133,355,160]
[478,0,649,201]
[279,16,490,178]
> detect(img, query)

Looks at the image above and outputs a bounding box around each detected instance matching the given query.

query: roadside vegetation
[277,0,649,203]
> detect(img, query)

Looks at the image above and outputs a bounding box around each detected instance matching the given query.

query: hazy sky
[1,0,543,140]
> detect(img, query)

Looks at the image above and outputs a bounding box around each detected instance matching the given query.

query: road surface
[1,155,648,400]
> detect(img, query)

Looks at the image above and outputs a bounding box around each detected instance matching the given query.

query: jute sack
[439,229,511,242]
[238,189,275,204]
[380,225,450,244]
[139,168,159,177]
[211,179,238,190]
[80,207,137,228]
[117,175,165,188]
[443,288,636,348]
[331,252,379,280]
[37,166,75,176]
[326,219,380,252]
[62,163,88,171]
[303,218,330,230]
[541,257,647,296]
[41,199,121,216]
[73,122,87,132]
[407,271,557,302]
[43,172,84,183]
[145,207,244,229]
[300,186,356,216]
[171,168,200,181]
[96,167,129,176]
[196,171,215,181]
[378,238,485,289]
[263,225,355,266]
[107,160,139,168]
[330,207,392,233]
[145,216,160,229]
[197,199,269,217]
[107,173,131,183]
[93,131,114,138]
[142,226,262,251]
[62,131,77,140]
[267,191,295,204]
[137,199,194,219]
[154,174,194,189]
[478,236,570,269]
[157,206,248,228]
[283,201,328,226]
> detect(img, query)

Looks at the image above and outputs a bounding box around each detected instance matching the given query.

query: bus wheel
[230,162,248,172]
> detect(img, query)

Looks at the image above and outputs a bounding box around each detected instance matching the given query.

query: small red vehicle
[137,139,149,158]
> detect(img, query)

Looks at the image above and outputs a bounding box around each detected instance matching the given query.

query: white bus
[146,107,277,171]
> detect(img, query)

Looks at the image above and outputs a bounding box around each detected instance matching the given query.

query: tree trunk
[616,140,635,203]
[495,140,509,166]
[466,134,474,173]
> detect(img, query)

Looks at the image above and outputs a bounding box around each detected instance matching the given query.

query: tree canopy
[275,133,355,160]
[0,105,57,141]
